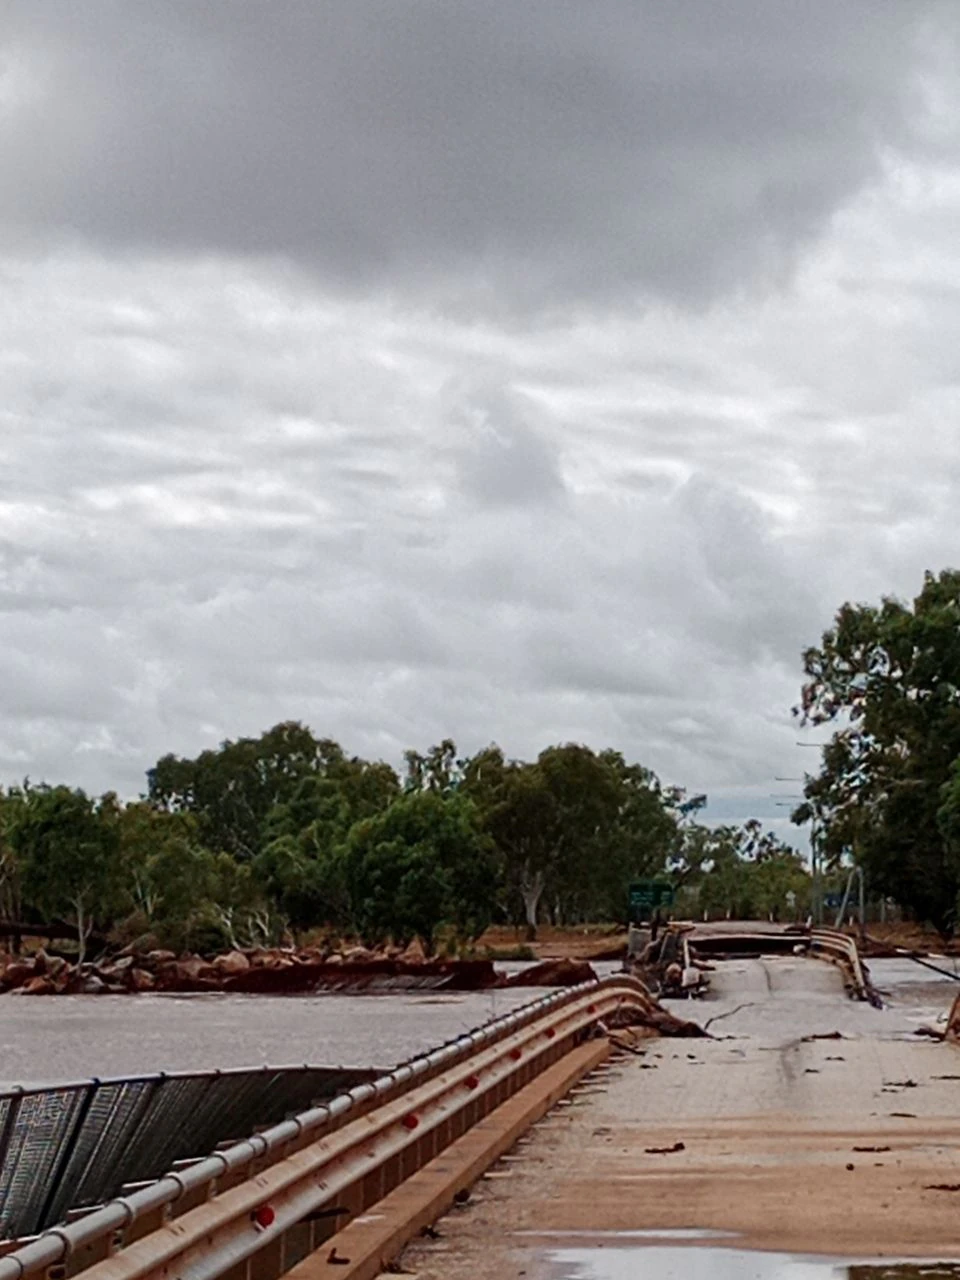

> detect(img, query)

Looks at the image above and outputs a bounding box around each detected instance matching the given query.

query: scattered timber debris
[601,997,706,1039]
[625,924,707,999]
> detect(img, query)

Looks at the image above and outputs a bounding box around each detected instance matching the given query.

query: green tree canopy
[796,568,960,935]
[341,789,499,950]
[8,785,125,962]
[148,723,398,862]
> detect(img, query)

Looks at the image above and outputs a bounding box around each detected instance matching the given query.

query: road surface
[400,955,960,1278]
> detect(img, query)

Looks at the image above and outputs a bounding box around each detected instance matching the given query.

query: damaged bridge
[0,929,957,1280]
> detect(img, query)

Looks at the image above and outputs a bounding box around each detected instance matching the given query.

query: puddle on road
[543,1242,960,1280]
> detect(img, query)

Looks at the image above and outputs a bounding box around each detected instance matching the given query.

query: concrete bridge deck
[400,956,960,1277]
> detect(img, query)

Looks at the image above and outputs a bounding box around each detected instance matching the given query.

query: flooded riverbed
[0,987,538,1087]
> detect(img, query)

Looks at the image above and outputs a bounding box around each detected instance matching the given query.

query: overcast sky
[2,2,959,837]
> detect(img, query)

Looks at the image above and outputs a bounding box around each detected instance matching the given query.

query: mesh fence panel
[43,1079,161,1228]
[0,1065,376,1240]
[0,1088,89,1238]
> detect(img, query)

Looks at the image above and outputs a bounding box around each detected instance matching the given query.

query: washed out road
[400,955,960,1277]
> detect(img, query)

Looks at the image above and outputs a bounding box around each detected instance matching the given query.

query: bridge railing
[809,927,880,1006]
[947,988,960,1042]
[0,976,652,1280]
[0,1066,378,1242]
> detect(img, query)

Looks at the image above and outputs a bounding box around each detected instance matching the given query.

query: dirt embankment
[480,921,960,962]
[477,925,628,961]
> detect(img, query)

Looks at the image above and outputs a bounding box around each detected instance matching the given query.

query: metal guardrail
[0,976,650,1280]
[0,1067,377,1241]
[809,928,880,1006]
[947,989,960,1042]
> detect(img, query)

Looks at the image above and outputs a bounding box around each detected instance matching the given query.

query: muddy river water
[0,986,542,1087]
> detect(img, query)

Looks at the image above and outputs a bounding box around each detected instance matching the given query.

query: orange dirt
[478,924,627,961]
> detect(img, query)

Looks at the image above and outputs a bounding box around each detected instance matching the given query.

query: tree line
[795,567,960,938]
[0,725,806,959]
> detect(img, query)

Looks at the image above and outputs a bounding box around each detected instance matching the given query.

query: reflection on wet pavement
[545,1243,960,1280]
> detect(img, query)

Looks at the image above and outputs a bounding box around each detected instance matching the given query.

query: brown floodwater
[0,987,538,1087]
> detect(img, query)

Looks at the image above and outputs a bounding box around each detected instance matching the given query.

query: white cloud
[0,6,959,851]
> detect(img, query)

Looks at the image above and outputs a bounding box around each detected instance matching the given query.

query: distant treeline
[0,725,809,960]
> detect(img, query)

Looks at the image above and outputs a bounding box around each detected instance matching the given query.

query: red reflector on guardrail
[509,1047,522,1060]
[402,1113,420,1130]
[466,1074,480,1089]
[545,1027,556,1039]
[253,1205,275,1230]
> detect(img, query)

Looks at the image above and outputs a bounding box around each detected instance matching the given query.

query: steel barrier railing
[0,1066,379,1241]
[947,989,960,1042]
[0,976,651,1280]
[809,927,880,1006]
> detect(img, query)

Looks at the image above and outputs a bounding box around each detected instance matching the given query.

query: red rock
[131,968,156,992]
[213,950,250,976]
[1,962,35,991]
[146,950,177,965]
[504,958,598,988]
[400,938,427,963]
[16,976,56,995]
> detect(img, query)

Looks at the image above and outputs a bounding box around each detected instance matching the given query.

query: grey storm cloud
[1,1,954,307]
[2,2,960,844]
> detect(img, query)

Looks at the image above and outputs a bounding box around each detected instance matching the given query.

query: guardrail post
[947,990,960,1042]
[248,1233,283,1280]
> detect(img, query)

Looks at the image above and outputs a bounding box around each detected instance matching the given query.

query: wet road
[401,954,960,1278]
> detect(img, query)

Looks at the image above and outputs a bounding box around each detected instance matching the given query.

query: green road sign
[628,879,674,921]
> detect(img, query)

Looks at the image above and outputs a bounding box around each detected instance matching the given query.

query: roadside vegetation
[0,727,805,958]
[796,567,960,939]
[3,566,959,960]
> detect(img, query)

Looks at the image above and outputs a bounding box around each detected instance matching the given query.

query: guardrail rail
[0,976,654,1280]
[947,988,960,1042]
[809,927,881,1007]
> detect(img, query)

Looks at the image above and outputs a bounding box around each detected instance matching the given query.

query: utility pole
[776,751,824,925]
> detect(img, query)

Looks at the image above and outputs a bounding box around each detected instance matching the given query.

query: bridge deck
[400,956,960,1277]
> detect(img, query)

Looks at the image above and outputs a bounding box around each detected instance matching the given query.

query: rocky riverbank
[0,946,603,997]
